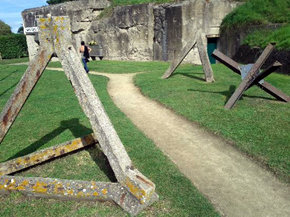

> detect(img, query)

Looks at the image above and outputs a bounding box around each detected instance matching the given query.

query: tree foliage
[0,34,28,59]
[0,20,12,35]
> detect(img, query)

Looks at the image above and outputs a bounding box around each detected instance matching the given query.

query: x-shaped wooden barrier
[0,16,157,215]
[212,43,289,109]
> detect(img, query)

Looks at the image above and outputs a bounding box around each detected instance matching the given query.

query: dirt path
[89,71,289,217]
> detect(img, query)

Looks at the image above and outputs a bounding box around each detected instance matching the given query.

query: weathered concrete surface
[22,0,111,60]
[90,4,154,61]
[90,71,290,217]
[22,0,240,63]
[0,175,158,216]
[0,134,96,176]
[39,16,157,205]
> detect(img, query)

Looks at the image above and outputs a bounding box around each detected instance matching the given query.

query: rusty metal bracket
[162,31,214,82]
[0,16,158,215]
[212,45,289,109]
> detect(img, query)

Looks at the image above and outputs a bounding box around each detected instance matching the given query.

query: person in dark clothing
[79,41,91,73]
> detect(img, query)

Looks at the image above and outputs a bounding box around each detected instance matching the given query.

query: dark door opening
[207,37,218,64]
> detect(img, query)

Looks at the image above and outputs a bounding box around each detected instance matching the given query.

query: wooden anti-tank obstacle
[212,43,290,109]
[162,30,215,82]
[0,16,158,215]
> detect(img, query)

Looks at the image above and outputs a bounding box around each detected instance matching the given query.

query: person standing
[79,41,91,73]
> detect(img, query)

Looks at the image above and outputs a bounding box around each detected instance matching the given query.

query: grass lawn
[0,57,29,65]
[134,63,290,182]
[0,64,219,217]
[48,59,169,74]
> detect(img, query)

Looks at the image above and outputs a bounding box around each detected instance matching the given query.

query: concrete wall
[22,0,239,64]
[89,4,154,61]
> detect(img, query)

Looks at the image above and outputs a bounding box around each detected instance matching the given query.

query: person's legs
[82,58,89,73]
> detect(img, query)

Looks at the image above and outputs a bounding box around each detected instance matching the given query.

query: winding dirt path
[90,71,289,217]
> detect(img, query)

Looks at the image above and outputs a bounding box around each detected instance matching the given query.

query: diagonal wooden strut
[0,134,96,176]
[212,47,289,109]
[162,31,214,82]
[0,48,52,144]
[0,16,157,215]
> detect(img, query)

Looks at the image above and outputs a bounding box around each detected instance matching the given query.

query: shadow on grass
[188,85,276,104]
[0,82,18,97]
[8,118,116,182]
[173,72,205,82]
[0,70,17,82]
[188,85,236,103]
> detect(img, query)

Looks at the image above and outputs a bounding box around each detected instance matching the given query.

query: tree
[46,0,75,5]
[0,20,12,35]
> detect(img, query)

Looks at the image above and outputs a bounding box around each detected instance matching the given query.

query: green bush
[0,34,28,59]
[221,0,290,31]
[243,25,290,50]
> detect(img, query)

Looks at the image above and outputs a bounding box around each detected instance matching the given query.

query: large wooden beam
[0,175,158,216]
[197,34,214,82]
[48,17,156,205]
[0,49,52,144]
[0,134,96,176]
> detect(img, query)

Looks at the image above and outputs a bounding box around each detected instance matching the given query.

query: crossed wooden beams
[212,43,289,109]
[0,16,157,215]
[162,30,215,82]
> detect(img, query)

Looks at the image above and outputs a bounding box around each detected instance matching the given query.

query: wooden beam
[51,17,156,204]
[0,48,53,144]
[197,34,214,82]
[0,134,96,176]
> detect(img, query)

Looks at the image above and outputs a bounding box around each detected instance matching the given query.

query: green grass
[48,59,169,73]
[0,57,29,65]
[243,25,290,50]
[0,64,219,217]
[134,63,290,181]
[221,0,290,30]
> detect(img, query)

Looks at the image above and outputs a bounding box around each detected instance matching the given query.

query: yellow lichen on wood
[101,188,108,195]
[77,191,85,197]
[32,181,48,194]
[54,182,64,194]
[67,189,74,195]
[125,178,146,204]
